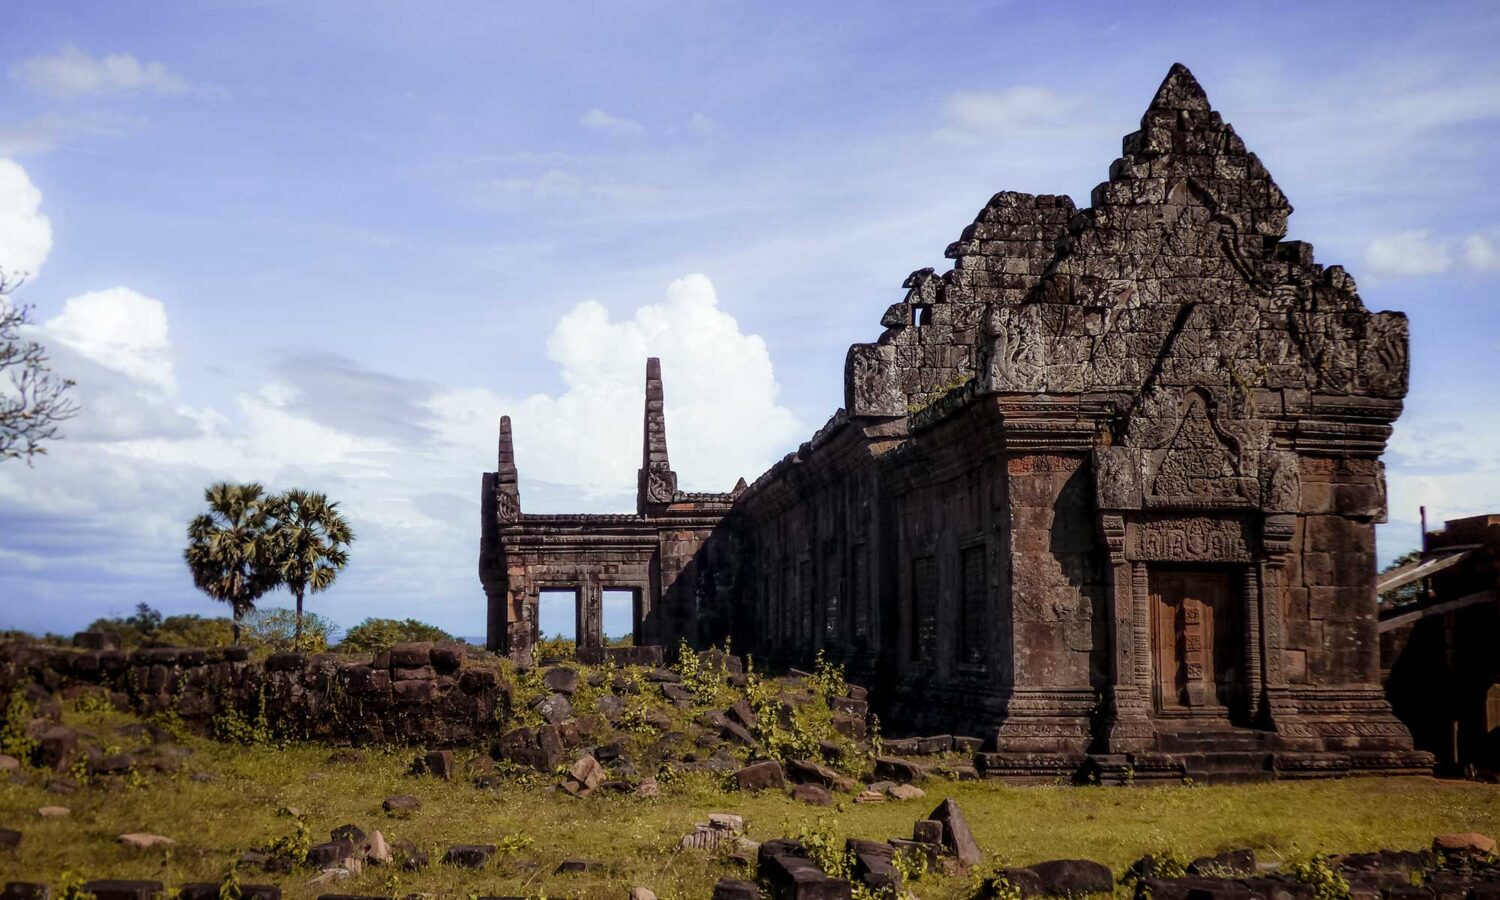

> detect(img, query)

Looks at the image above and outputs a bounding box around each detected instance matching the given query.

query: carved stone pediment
[1144,390,1251,509]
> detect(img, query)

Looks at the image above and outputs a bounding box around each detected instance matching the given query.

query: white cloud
[1361,229,1452,277]
[580,107,644,135]
[1464,233,1500,273]
[0,158,52,278]
[687,112,718,137]
[14,46,194,98]
[42,288,175,391]
[496,273,800,498]
[941,86,1085,140]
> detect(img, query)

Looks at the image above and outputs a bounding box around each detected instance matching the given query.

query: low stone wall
[0,638,512,748]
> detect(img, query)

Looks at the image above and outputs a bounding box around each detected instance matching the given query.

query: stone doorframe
[1094,446,1298,752]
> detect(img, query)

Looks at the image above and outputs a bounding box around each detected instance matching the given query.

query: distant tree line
[72,602,454,655]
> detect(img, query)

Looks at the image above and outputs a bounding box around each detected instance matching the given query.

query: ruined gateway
[480,65,1433,781]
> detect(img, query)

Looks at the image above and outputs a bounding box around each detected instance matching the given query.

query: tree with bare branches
[0,269,77,463]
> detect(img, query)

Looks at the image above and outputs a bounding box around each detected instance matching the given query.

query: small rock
[629,889,657,900]
[37,806,69,818]
[0,754,19,772]
[1433,833,1497,855]
[306,840,355,869]
[888,784,925,801]
[634,777,661,798]
[792,783,834,806]
[535,693,573,725]
[1,882,49,900]
[326,749,366,765]
[874,756,925,784]
[417,749,454,780]
[561,754,607,797]
[119,833,175,850]
[363,830,393,866]
[383,795,421,815]
[854,789,885,804]
[0,828,22,849]
[556,858,608,874]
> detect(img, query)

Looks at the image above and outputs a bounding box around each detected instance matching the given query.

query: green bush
[338,617,453,653]
[243,608,335,653]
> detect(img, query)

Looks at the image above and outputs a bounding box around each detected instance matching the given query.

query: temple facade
[480,64,1432,780]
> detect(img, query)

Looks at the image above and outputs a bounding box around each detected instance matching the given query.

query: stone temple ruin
[480,64,1432,780]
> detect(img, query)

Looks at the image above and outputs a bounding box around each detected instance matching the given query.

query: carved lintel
[1131,514,1252,562]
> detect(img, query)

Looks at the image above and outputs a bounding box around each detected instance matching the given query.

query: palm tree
[267,489,354,646]
[183,482,278,644]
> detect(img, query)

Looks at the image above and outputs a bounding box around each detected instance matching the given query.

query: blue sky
[1,0,1497,638]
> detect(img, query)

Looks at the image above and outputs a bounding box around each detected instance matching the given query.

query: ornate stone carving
[1259,450,1301,513]
[1132,515,1251,562]
[1093,446,1141,510]
[1146,391,1246,505]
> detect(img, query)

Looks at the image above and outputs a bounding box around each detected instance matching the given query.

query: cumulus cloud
[0,158,53,277]
[1361,229,1452,277]
[580,108,644,135]
[941,86,1085,140]
[497,273,800,498]
[14,46,194,98]
[42,288,175,391]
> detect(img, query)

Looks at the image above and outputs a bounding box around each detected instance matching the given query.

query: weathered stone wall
[0,640,510,747]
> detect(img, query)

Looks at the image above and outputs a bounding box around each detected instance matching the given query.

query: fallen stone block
[912,819,943,845]
[82,882,163,900]
[1030,859,1113,896]
[1,884,49,900]
[874,757,924,784]
[561,753,607,797]
[761,851,853,900]
[712,879,759,900]
[442,844,497,868]
[307,840,356,869]
[1433,833,1496,855]
[0,830,20,850]
[734,760,786,792]
[556,858,610,874]
[388,642,434,668]
[1188,849,1255,875]
[178,885,280,900]
[930,797,981,867]
[543,667,579,695]
[37,806,69,818]
[329,824,365,844]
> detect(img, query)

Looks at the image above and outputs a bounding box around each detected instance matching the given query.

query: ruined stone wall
[0,641,510,747]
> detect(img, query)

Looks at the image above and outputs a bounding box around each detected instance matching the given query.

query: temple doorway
[1149,566,1245,719]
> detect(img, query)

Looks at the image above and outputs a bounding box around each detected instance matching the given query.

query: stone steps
[1180,751,1275,784]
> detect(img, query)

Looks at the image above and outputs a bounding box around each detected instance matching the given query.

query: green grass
[3,705,1500,900]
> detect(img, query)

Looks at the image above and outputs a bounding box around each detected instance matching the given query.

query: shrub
[155,614,236,647]
[244,608,335,652]
[535,634,576,661]
[339,618,453,653]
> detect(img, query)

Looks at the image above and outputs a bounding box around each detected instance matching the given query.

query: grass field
[3,705,1500,900]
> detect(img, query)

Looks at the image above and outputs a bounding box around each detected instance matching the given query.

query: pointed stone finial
[637,357,677,513]
[497,415,517,479]
[494,415,520,522]
[732,477,748,497]
[1148,62,1211,112]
